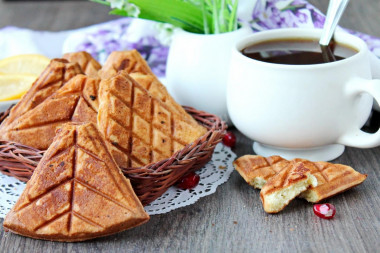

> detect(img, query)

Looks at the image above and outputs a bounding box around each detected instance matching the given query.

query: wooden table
[0,0,380,252]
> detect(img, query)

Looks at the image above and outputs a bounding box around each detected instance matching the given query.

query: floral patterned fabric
[1,0,380,77]
[58,0,380,78]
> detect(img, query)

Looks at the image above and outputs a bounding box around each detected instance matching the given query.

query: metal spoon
[320,0,350,62]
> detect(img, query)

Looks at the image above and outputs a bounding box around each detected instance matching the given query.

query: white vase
[165,26,252,125]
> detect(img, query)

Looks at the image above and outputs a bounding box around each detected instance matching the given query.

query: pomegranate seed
[223,131,236,147]
[313,203,336,219]
[176,172,200,190]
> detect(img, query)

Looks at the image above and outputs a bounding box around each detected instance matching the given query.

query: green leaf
[281,4,306,12]
[201,1,210,34]
[212,0,220,33]
[109,9,129,16]
[129,0,213,33]
[90,0,110,6]
[228,0,238,32]
[91,0,239,34]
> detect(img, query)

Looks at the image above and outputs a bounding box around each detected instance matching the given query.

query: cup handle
[369,53,380,111]
[338,77,380,148]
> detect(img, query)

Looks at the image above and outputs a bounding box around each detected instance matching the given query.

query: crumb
[289,228,294,231]
[219,165,226,170]
[233,221,238,225]
[212,223,215,226]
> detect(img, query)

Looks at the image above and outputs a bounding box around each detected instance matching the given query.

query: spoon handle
[319,0,350,46]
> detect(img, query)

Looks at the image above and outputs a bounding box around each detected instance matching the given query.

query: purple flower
[252,0,266,21]
[77,42,98,58]
[104,39,122,54]
[250,0,321,30]
[72,18,168,77]
[346,29,380,52]
[124,36,169,77]
[310,9,325,28]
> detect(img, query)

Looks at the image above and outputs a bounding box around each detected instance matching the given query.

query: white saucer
[253,142,345,162]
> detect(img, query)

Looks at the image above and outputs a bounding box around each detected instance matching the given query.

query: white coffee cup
[227,28,380,161]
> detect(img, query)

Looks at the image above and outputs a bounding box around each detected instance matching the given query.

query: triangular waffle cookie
[0,75,100,150]
[97,71,207,168]
[98,50,152,79]
[260,162,317,213]
[98,50,199,124]
[234,155,367,203]
[63,51,101,78]
[0,59,82,133]
[3,123,149,242]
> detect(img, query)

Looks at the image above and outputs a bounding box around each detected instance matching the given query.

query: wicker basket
[0,105,227,205]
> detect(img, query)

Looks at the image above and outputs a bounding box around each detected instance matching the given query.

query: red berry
[313,203,336,219]
[223,131,236,147]
[176,172,200,190]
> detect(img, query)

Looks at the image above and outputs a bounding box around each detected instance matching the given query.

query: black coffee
[241,38,358,65]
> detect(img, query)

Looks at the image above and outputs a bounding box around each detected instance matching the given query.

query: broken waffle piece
[260,162,317,213]
[3,123,149,242]
[63,51,101,78]
[233,155,290,189]
[97,71,207,168]
[0,59,82,134]
[234,155,367,203]
[0,75,100,150]
[98,50,199,125]
[297,160,367,203]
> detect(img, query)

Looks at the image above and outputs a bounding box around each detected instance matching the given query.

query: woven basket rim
[0,105,227,205]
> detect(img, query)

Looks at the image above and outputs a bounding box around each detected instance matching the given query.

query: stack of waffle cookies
[0,51,208,241]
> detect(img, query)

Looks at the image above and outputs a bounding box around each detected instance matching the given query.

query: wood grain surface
[1,0,380,252]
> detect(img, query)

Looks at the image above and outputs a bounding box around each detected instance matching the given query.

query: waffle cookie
[0,59,82,134]
[0,75,100,150]
[260,162,317,213]
[98,50,152,79]
[3,123,149,242]
[63,51,101,78]
[99,50,198,125]
[97,71,207,168]
[234,155,367,203]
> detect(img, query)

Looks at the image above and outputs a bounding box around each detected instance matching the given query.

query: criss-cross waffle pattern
[129,72,200,125]
[0,75,100,150]
[260,162,316,213]
[234,155,367,203]
[63,51,101,78]
[99,50,200,125]
[233,155,291,187]
[297,159,368,202]
[98,71,207,168]
[260,162,311,195]
[0,59,82,133]
[3,123,149,242]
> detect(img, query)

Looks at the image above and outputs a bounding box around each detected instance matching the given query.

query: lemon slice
[0,74,37,101]
[0,54,50,76]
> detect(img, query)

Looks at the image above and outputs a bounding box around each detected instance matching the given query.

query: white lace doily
[0,143,235,217]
